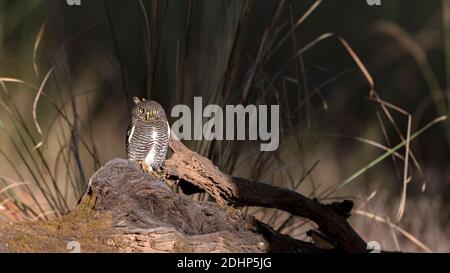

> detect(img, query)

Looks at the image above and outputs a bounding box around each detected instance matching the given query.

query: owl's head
[131,97,166,122]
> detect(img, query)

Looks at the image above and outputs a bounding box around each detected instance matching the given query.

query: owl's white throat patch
[144,130,158,170]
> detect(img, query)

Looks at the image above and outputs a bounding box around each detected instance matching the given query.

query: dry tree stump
[0,136,367,253]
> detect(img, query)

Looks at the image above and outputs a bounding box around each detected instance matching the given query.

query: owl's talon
[137,161,144,169]
[136,161,149,172]
[141,164,153,173]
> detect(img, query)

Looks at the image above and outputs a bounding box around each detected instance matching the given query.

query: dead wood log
[0,159,321,253]
[161,135,368,253]
[0,134,367,253]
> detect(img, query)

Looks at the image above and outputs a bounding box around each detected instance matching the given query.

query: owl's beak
[145,111,151,121]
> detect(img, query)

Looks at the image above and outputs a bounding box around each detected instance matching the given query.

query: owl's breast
[126,123,157,161]
[126,120,169,170]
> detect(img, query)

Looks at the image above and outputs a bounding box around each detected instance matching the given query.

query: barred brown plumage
[126,97,170,172]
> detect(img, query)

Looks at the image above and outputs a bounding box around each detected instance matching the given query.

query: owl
[126,97,170,172]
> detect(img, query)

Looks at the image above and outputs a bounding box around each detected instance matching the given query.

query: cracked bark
[161,134,367,253]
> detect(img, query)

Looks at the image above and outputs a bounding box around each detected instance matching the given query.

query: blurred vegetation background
[0,0,448,252]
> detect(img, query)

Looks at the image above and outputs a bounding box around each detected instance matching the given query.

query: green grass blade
[338,116,447,188]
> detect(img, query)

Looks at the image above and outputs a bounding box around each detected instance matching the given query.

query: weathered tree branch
[162,135,367,253]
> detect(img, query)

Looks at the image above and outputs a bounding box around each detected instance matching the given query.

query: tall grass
[0,71,101,220]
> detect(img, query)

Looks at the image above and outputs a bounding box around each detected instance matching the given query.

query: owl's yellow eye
[139,108,145,114]
[152,110,157,115]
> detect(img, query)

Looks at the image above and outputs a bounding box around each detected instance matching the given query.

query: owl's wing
[126,121,135,155]
[167,121,170,141]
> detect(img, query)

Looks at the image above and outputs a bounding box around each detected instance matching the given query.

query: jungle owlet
[126,97,170,172]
